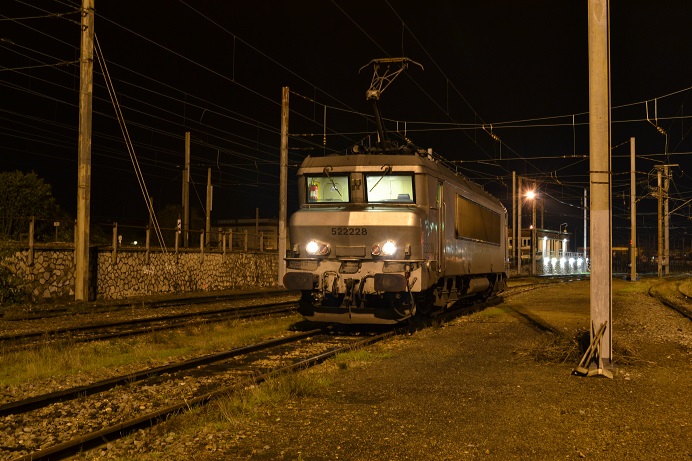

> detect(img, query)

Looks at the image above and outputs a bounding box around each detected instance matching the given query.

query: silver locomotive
[283,58,508,324]
[283,150,508,324]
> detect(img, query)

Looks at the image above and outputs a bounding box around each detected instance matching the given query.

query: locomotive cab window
[365,173,414,203]
[306,175,350,203]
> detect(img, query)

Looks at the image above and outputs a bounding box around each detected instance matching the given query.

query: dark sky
[2,1,692,248]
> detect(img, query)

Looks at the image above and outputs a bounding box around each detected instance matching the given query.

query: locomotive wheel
[414,287,441,316]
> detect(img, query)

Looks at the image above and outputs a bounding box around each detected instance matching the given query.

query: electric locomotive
[282,58,508,324]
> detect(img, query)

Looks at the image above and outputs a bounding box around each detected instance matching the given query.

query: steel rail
[0,327,322,417]
[9,330,394,461]
[0,300,298,348]
[648,283,692,321]
[5,289,298,320]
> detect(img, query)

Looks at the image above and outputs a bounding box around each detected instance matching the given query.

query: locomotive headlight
[372,240,397,257]
[382,240,397,256]
[306,240,330,256]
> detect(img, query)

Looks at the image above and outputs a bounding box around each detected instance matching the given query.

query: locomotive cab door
[437,180,445,274]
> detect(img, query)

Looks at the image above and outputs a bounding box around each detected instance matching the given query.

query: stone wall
[1,246,279,301]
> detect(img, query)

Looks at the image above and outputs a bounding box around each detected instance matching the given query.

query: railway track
[647,278,692,321]
[1,280,565,460]
[0,300,298,352]
[0,281,553,351]
[3,327,393,461]
[2,289,296,321]
[0,328,324,417]
[500,278,581,338]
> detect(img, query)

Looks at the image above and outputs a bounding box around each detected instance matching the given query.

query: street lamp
[560,223,568,234]
[526,188,537,275]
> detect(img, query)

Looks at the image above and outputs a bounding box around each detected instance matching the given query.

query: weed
[0,315,300,386]
[515,333,582,364]
[0,263,29,304]
[214,371,331,426]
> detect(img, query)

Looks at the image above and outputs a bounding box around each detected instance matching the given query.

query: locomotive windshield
[306,174,350,203]
[365,173,414,203]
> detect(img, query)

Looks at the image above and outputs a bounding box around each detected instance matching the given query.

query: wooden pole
[75,0,94,301]
[206,167,212,246]
[183,131,190,247]
[279,87,289,286]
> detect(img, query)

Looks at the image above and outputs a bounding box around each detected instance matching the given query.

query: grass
[331,348,391,370]
[103,344,392,459]
[151,343,389,443]
[477,305,512,319]
[613,277,654,295]
[0,315,302,386]
[213,371,333,427]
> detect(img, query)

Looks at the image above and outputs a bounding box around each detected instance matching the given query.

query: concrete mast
[587,0,613,374]
[517,176,522,276]
[512,172,517,272]
[630,138,637,282]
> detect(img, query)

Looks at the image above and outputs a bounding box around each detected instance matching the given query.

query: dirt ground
[81,277,691,460]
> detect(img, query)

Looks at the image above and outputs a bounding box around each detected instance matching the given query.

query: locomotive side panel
[427,167,507,277]
[429,170,507,304]
[444,191,506,276]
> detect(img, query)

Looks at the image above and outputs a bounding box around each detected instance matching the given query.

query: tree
[0,171,61,240]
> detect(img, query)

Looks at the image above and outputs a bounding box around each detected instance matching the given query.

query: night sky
[2,1,692,249]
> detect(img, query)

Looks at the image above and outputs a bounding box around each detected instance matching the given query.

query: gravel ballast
[3,277,690,460]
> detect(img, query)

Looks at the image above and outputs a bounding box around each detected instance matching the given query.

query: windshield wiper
[369,164,391,192]
[323,166,342,197]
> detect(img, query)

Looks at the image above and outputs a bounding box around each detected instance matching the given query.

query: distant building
[508,227,587,275]
[508,227,570,261]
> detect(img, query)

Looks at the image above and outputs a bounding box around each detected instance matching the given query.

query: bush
[0,241,29,304]
[0,263,29,304]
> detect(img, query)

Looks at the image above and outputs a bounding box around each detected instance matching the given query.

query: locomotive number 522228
[331,227,367,236]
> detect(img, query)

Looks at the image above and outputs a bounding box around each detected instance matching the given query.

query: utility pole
[531,183,537,276]
[512,172,517,272]
[510,171,517,274]
[664,165,670,275]
[75,0,94,301]
[205,167,212,246]
[583,187,588,265]
[182,131,190,247]
[255,208,260,249]
[586,0,612,375]
[540,198,544,229]
[630,138,637,282]
[278,87,289,286]
[517,176,522,276]
[655,164,678,277]
[657,166,663,278]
